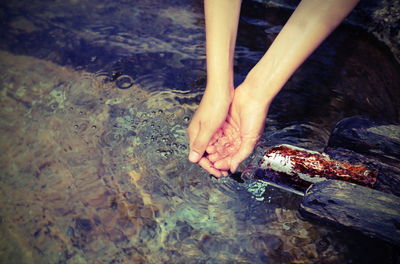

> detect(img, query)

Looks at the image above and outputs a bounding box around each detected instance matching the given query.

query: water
[0,0,399,263]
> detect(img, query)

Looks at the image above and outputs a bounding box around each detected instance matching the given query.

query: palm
[201,85,270,176]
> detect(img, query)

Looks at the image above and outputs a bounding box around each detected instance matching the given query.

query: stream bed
[0,0,399,263]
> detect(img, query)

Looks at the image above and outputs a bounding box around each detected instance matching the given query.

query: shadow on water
[0,0,399,263]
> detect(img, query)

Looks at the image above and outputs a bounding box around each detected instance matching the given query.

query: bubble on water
[92,125,97,130]
[158,109,164,114]
[116,75,134,90]
[156,149,173,158]
[50,102,58,109]
[183,116,190,122]
[99,130,126,147]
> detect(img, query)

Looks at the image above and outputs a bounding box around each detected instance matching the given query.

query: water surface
[0,0,399,263]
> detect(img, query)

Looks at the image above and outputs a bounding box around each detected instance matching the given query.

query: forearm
[204,0,242,91]
[246,0,359,102]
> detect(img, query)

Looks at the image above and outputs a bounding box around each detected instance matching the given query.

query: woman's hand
[199,80,274,177]
[187,86,234,166]
[192,0,360,177]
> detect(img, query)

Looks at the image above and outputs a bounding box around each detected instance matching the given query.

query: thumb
[230,137,258,172]
[188,127,215,163]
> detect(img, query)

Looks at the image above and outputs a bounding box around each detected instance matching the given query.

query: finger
[221,171,229,177]
[230,137,258,173]
[187,121,199,147]
[188,124,215,163]
[214,157,231,171]
[207,153,227,164]
[209,129,223,145]
[206,145,217,154]
[198,157,222,178]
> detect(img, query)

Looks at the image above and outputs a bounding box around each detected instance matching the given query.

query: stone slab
[300,180,400,246]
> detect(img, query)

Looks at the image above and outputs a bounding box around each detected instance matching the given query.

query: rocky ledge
[246,116,400,245]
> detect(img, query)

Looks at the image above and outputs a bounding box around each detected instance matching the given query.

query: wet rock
[264,123,330,152]
[325,147,400,197]
[327,116,400,168]
[300,180,400,246]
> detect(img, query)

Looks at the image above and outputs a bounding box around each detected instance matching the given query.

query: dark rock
[264,123,330,151]
[327,116,400,167]
[300,180,400,246]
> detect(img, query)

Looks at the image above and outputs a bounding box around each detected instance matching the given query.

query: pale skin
[188,0,360,177]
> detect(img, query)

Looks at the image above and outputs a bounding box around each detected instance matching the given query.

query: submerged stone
[328,116,400,168]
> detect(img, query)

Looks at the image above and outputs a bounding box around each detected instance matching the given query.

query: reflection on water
[0,0,399,263]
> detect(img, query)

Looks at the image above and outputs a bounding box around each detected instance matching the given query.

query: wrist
[242,67,282,106]
[205,72,234,94]
[204,82,234,102]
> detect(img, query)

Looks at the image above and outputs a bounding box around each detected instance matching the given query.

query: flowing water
[0,0,399,263]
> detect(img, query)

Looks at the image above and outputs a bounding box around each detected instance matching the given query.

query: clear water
[0,0,399,263]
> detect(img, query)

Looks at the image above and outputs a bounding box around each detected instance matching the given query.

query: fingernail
[188,151,201,162]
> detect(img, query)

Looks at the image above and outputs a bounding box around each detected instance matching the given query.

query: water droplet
[158,109,163,114]
[92,125,97,130]
[183,116,190,122]
[74,125,79,129]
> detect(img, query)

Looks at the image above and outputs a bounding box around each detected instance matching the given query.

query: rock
[327,116,400,168]
[256,144,378,193]
[300,180,400,246]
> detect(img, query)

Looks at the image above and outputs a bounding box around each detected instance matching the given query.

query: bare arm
[187,0,242,171]
[204,0,241,88]
[211,0,360,174]
[245,0,360,105]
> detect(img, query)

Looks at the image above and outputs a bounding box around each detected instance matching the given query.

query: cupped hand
[187,86,234,167]
[203,82,272,176]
